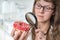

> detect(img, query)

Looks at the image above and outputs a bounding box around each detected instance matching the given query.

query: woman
[11,0,60,40]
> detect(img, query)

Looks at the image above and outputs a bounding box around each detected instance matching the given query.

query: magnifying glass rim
[25,12,37,28]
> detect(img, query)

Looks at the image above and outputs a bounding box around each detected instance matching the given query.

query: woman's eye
[46,7,50,9]
[37,5,41,8]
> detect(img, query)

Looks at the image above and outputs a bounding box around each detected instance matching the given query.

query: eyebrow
[36,2,54,8]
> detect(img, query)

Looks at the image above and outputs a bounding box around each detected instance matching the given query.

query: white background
[0,0,34,40]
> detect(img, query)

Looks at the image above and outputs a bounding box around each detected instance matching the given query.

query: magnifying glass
[25,12,38,29]
[25,12,47,35]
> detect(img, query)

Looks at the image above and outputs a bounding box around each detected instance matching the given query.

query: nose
[40,7,44,13]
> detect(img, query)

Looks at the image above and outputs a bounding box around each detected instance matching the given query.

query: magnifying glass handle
[30,24,37,29]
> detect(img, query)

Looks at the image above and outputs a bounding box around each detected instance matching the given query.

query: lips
[37,15,44,18]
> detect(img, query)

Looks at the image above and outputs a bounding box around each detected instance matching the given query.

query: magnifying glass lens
[25,12,37,29]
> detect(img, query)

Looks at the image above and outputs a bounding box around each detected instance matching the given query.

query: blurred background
[0,0,34,40]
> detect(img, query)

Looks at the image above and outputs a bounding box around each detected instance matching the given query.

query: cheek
[35,9,40,18]
[44,12,53,20]
[35,9,39,14]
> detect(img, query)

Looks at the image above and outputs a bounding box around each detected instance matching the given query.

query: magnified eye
[46,7,51,10]
[25,12,37,29]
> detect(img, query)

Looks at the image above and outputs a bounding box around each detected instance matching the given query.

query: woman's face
[35,0,54,23]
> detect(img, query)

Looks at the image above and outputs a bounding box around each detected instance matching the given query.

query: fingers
[18,31,28,40]
[35,29,46,40]
[35,29,46,35]
[11,28,16,37]
[35,29,40,33]
[13,30,22,40]
[11,28,29,40]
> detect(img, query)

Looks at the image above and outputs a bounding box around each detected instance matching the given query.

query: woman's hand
[35,29,46,40]
[11,21,30,40]
[11,28,29,40]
